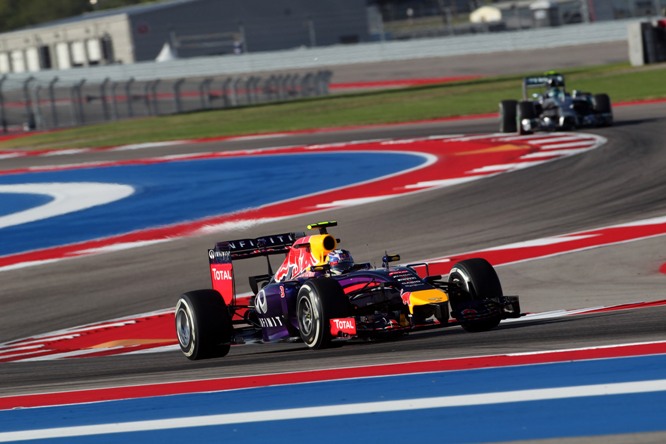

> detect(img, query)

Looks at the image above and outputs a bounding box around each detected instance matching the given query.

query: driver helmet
[547,77,564,88]
[327,249,354,274]
[547,78,563,99]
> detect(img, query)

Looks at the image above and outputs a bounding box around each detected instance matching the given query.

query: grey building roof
[18,0,196,30]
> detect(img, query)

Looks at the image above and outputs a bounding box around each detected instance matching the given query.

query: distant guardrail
[0,19,633,131]
[0,71,332,132]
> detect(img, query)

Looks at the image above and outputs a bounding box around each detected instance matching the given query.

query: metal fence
[0,70,332,132]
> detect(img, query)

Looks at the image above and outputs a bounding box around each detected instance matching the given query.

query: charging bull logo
[274,236,317,282]
[401,290,411,306]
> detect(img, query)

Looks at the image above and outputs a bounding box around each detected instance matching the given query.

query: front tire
[499,100,518,133]
[517,100,537,134]
[175,290,233,360]
[297,278,349,349]
[448,258,503,332]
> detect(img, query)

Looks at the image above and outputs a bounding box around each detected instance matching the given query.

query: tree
[0,0,158,33]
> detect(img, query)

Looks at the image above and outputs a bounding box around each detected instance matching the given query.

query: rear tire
[297,278,349,349]
[448,258,503,332]
[593,93,611,113]
[499,100,518,133]
[593,93,613,126]
[175,290,233,360]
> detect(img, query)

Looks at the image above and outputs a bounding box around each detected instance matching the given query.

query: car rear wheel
[448,258,503,332]
[593,93,613,126]
[175,289,233,360]
[297,278,349,349]
[499,100,518,133]
[593,93,611,113]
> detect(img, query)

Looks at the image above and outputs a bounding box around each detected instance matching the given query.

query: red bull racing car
[175,221,521,360]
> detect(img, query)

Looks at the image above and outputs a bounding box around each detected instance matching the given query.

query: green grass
[3,62,665,151]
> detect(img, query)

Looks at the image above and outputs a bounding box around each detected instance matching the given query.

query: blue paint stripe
[38,392,665,444]
[1,354,665,441]
[0,152,424,256]
[4,392,666,443]
[0,193,51,217]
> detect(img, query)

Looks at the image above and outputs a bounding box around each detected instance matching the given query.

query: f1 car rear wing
[208,232,304,305]
[522,73,565,99]
[210,232,304,261]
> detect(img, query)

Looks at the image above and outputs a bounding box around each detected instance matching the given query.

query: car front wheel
[448,258,503,332]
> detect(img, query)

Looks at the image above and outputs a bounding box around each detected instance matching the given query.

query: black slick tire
[448,258,503,332]
[175,289,233,360]
[517,100,536,134]
[593,93,613,126]
[593,93,612,114]
[499,100,518,133]
[297,278,349,349]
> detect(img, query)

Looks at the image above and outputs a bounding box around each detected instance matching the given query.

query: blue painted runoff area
[1,354,665,443]
[0,193,51,217]
[0,152,425,257]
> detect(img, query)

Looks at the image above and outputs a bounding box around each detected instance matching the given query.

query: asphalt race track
[1,97,665,373]
[2,93,666,441]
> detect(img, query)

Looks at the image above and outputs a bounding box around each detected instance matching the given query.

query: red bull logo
[274,236,318,282]
[401,290,411,306]
[461,308,479,320]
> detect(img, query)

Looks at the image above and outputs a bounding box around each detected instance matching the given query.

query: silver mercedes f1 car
[499,72,613,134]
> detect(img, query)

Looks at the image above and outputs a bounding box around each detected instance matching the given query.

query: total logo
[330,317,357,336]
[332,319,355,329]
[211,267,233,281]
